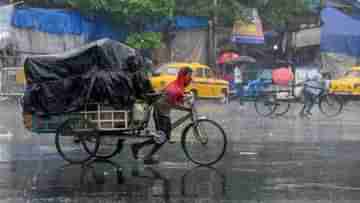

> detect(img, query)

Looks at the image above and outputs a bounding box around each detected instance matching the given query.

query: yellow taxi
[329,67,360,95]
[151,62,229,100]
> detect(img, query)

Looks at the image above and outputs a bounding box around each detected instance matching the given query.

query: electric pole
[212,0,218,68]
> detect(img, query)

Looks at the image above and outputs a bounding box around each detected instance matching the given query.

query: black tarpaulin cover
[23,38,137,115]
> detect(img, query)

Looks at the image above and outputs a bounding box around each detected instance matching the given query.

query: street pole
[213,0,218,68]
[208,20,214,66]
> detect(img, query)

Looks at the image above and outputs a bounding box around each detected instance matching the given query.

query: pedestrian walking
[234,65,244,106]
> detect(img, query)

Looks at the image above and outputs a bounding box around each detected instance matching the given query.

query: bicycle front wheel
[181,119,227,166]
[254,94,277,117]
[319,94,343,117]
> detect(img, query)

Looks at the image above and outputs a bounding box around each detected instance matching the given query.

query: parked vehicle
[329,67,360,96]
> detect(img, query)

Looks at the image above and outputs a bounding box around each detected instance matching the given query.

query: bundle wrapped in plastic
[23,38,138,116]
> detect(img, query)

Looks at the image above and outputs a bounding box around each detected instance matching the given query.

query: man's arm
[172,105,192,112]
[171,93,193,112]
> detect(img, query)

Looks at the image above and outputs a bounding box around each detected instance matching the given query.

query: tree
[174,0,309,27]
[65,0,175,30]
[175,0,250,26]
[62,0,175,49]
[258,0,309,28]
[125,32,162,50]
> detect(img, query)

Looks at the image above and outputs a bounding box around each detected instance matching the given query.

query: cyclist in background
[300,71,323,117]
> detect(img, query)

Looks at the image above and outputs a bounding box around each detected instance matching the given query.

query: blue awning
[321,7,360,56]
[11,7,128,41]
[144,16,208,32]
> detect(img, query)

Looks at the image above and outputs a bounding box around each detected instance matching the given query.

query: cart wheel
[274,100,291,117]
[84,137,124,159]
[181,119,227,166]
[55,118,100,164]
[254,94,277,117]
[319,94,343,117]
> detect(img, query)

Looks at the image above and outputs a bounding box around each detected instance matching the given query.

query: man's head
[125,55,143,72]
[177,67,193,87]
[307,71,321,81]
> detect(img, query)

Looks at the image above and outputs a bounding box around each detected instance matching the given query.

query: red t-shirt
[164,81,184,105]
[164,68,191,105]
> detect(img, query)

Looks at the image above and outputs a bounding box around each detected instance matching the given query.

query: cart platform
[24,103,130,134]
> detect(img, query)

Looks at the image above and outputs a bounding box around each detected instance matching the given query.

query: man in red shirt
[131,67,193,165]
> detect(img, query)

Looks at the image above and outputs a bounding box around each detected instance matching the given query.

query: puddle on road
[3,147,358,203]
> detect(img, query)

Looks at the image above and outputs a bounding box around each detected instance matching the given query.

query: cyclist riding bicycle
[300,71,324,117]
[131,67,193,165]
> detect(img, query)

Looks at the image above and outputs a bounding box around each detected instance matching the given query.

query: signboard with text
[231,8,264,45]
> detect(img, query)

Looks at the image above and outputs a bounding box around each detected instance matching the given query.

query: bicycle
[300,84,343,117]
[55,93,228,166]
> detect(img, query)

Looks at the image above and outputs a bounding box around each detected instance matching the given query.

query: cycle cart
[252,66,344,118]
[235,60,344,118]
[237,78,277,117]
[23,39,227,166]
[231,66,285,117]
[253,85,344,117]
[27,92,227,166]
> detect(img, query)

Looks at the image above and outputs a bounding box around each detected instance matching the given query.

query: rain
[0,0,359,203]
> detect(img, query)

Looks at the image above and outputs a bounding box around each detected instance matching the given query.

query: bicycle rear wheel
[181,119,227,166]
[55,118,100,164]
[319,94,343,117]
[254,94,277,117]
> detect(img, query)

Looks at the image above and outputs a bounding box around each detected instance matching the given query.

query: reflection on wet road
[0,100,360,202]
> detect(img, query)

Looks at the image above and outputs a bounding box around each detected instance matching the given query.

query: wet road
[1,99,360,202]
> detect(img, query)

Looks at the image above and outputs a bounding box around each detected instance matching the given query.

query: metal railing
[0,66,25,97]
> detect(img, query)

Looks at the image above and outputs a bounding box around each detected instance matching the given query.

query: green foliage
[259,0,309,27]
[65,0,175,25]
[175,0,250,26]
[61,0,172,49]
[125,32,162,49]
[29,0,312,29]
[175,0,310,27]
